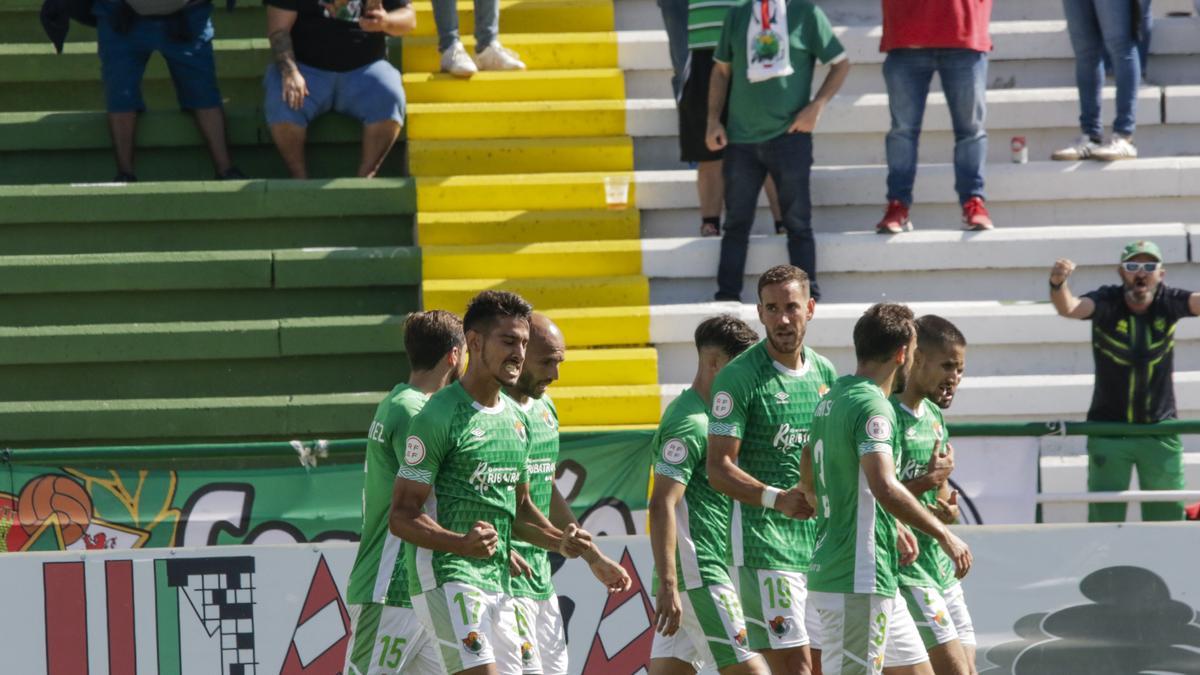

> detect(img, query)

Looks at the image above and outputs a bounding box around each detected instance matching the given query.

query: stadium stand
[1,0,1198,445]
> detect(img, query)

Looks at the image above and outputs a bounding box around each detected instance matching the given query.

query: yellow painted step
[409,0,614,39]
[551,384,662,426]
[423,240,641,279]
[417,172,635,212]
[544,306,650,346]
[403,35,619,74]
[558,347,658,387]
[408,100,626,140]
[402,68,624,104]
[417,209,640,245]
[423,275,648,312]
[409,137,633,176]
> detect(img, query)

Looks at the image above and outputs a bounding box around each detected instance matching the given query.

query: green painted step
[0,177,415,224]
[0,315,406,365]
[0,391,385,445]
[0,5,265,43]
[0,246,420,294]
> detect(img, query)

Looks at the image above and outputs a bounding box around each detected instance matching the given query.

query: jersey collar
[899,400,926,419]
[771,348,811,377]
[471,398,506,415]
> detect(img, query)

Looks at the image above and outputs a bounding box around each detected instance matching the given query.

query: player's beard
[893,362,910,395]
[767,323,805,357]
[1124,276,1157,305]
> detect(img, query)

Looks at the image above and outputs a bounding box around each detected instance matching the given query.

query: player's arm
[902,439,954,496]
[707,435,773,505]
[389,478,497,558]
[798,442,817,509]
[1049,258,1094,320]
[548,486,631,591]
[513,482,570,553]
[929,482,961,525]
[1189,291,1200,317]
[861,452,972,578]
[649,476,687,635]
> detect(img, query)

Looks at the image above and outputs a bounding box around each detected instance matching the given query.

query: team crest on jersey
[734,628,748,646]
[541,406,557,430]
[818,384,830,396]
[662,438,688,464]
[461,631,486,655]
[521,641,535,663]
[865,415,892,441]
[404,436,426,465]
[712,392,734,419]
[514,420,527,442]
[769,616,792,637]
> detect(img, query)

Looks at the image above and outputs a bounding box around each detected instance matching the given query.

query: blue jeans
[717,133,818,301]
[1103,0,1151,76]
[1063,0,1140,137]
[432,0,498,52]
[883,48,987,207]
[264,60,406,127]
[657,0,689,100]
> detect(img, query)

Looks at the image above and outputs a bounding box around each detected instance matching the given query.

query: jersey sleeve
[854,396,898,458]
[398,405,451,485]
[654,416,706,485]
[713,7,737,64]
[1162,287,1197,320]
[806,4,847,65]
[515,405,533,484]
[708,363,753,439]
[1081,285,1118,323]
[387,397,424,466]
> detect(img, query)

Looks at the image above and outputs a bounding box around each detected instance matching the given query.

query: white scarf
[746,0,794,83]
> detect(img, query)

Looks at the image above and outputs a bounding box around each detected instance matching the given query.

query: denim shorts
[94,0,222,112]
[263,59,406,127]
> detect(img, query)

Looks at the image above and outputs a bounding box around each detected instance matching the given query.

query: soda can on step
[1011,136,1028,164]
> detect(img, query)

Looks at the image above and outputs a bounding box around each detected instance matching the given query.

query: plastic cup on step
[604,175,630,210]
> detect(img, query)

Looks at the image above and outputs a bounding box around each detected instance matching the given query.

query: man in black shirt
[264,0,415,178]
[1050,240,1200,521]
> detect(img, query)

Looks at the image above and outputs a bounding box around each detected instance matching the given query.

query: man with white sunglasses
[1050,240,1200,522]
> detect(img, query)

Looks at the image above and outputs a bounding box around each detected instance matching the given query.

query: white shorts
[943,582,976,647]
[510,595,568,675]
[735,567,820,650]
[651,628,712,673]
[900,585,959,650]
[809,591,927,675]
[412,582,523,674]
[344,603,441,675]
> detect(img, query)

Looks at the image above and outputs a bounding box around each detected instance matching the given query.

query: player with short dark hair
[707,265,838,675]
[503,313,631,675]
[344,310,466,674]
[390,291,590,675]
[802,303,972,675]
[650,314,764,675]
[893,315,978,675]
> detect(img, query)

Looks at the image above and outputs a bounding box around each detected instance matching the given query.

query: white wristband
[761,486,783,510]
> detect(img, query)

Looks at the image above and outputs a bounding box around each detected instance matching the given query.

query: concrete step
[416,209,639,245]
[409,136,632,174]
[423,274,649,312]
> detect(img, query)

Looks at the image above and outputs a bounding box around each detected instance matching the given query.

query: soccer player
[893,316,977,675]
[707,265,838,675]
[503,313,632,674]
[649,314,764,675]
[390,291,589,675]
[344,310,466,675]
[802,303,972,675]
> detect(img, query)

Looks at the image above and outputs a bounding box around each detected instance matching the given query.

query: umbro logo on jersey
[905,428,917,440]
[471,428,485,438]
[774,391,789,404]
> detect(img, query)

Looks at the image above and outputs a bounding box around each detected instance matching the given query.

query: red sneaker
[962,197,994,231]
[875,200,913,234]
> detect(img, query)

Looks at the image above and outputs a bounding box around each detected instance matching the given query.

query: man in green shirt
[707,0,850,302]
[503,314,631,674]
[649,314,762,675]
[390,291,591,675]
[706,265,838,675]
[893,315,977,675]
[344,310,466,675]
[802,303,972,675]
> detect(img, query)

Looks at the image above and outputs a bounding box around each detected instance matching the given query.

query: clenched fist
[460,521,498,559]
[1050,258,1076,286]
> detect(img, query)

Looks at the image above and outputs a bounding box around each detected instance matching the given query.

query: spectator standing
[658,0,688,99]
[434,0,525,77]
[1051,0,1142,161]
[265,0,415,179]
[1050,241,1200,522]
[92,0,242,181]
[875,0,994,235]
[705,0,849,302]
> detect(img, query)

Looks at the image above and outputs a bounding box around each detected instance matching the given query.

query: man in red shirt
[875,0,995,234]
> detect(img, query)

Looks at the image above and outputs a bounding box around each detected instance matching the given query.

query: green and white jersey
[401,382,531,596]
[510,394,560,601]
[708,341,837,572]
[687,0,740,49]
[654,388,733,591]
[892,397,957,591]
[808,375,901,597]
[347,383,427,608]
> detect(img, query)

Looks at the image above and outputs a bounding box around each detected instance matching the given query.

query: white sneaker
[1092,134,1138,161]
[475,41,526,71]
[440,41,478,78]
[1050,135,1102,161]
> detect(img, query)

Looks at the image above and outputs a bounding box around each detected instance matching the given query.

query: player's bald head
[529,313,566,352]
